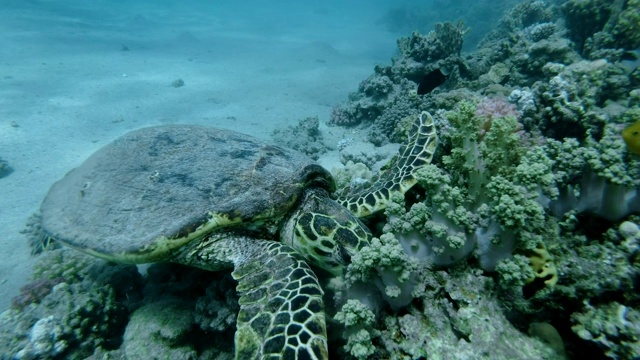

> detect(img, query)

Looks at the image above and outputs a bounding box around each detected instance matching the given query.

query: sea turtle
[39,112,437,359]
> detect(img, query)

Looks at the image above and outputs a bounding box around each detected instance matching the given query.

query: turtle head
[281,188,372,276]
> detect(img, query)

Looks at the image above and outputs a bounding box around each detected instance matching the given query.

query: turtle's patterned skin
[39,111,437,359]
[281,187,373,276]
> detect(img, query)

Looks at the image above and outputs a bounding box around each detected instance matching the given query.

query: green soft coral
[385,100,560,278]
[384,165,478,265]
[481,114,525,177]
[495,255,536,289]
[515,146,559,197]
[346,233,416,285]
[411,165,478,231]
[441,101,527,205]
[544,137,586,183]
[486,175,546,230]
[335,299,377,360]
[436,101,553,233]
[442,101,488,200]
[545,116,640,221]
[584,123,639,187]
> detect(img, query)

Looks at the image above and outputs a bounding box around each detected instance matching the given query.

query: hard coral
[271,116,328,159]
[611,0,640,50]
[572,302,640,359]
[397,21,467,63]
[0,247,141,359]
[524,22,557,42]
[501,0,555,31]
[532,59,629,141]
[123,300,199,359]
[329,103,361,127]
[563,0,612,54]
[377,267,559,360]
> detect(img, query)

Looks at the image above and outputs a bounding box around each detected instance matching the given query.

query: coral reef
[338,264,560,359]
[271,116,328,159]
[328,72,415,131]
[528,322,567,358]
[23,213,61,255]
[524,22,557,42]
[335,299,376,359]
[396,22,466,64]
[564,0,640,60]
[338,142,398,170]
[324,1,640,358]
[328,20,467,144]
[376,0,521,49]
[572,302,640,359]
[194,274,239,334]
[11,277,64,310]
[331,161,374,191]
[530,60,630,140]
[0,248,239,359]
[378,101,557,275]
[0,248,141,359]
[343,232,418,311]
[4,1,640,359]
[123,300,198,359]
[562,0,613,54]
[610,0,640,50]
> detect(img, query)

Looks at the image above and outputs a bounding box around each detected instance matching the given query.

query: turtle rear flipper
[340,111,438,217]
[230,238,328,360]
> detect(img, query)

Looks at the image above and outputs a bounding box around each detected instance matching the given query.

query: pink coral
[476,97,523,140]
[12,277,64,309]
[476,96,521,120]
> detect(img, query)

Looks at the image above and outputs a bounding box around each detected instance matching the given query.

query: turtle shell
[40,125,335,263]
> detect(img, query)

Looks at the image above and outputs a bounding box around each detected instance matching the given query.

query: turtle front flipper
[339,111,438,218]
[230,237,328,360]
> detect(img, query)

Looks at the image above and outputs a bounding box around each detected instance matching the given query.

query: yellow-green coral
[526,244,558,287]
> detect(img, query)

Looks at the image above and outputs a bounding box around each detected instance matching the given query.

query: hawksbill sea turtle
[39,111,437,359]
